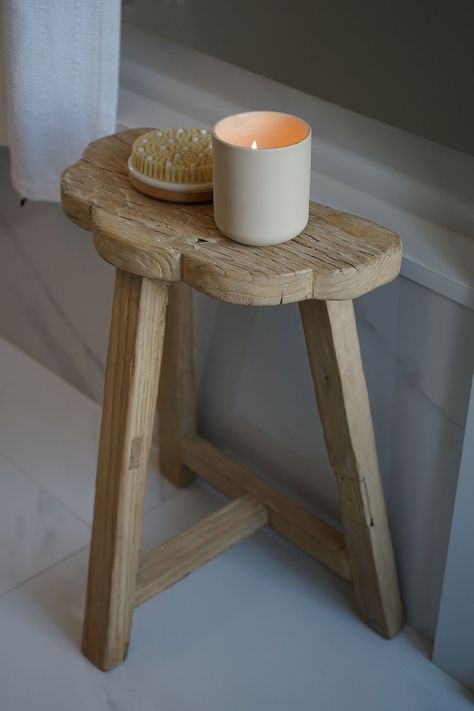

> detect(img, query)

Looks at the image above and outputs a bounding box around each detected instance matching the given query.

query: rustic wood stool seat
[62,129,404,671]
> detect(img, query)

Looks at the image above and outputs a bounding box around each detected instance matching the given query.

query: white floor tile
[0,482,470,711]
[0,450,89,596]
[0,484,221,711]
[0,336,176,525]
[0,335,471,710]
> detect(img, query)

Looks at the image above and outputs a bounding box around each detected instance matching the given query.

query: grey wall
[125,0,474,156]
[433,374,474,689]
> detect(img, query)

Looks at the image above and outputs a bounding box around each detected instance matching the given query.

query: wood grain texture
[299,298,404,638]
[158,282,196,486]
[129,170,213,204]
[60,131,405,668]
[180,436,351,581]
[82,271,169,671]
[135,496,268,606]
[61,129,402,305]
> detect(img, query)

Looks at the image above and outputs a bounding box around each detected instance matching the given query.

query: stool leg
[82,270,169,670]
[299,298,404,638]
[158,282,196,486]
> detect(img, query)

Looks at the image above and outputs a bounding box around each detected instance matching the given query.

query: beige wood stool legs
[82,280,403,671]
[299,299,404,638]
[158,282,196,487]
[82,271,169,670]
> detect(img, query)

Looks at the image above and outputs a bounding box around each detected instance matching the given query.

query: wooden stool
[61,129,404,671]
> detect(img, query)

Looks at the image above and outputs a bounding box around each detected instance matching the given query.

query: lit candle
[212,111,311,246]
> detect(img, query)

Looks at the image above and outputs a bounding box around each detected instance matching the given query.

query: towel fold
[2,0,121,202]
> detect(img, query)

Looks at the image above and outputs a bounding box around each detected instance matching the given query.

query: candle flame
[251,139,257,149]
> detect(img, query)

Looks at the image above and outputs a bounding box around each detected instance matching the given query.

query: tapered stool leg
[82,270,169,670]
[158,281,196,487]
[299,299,404,638]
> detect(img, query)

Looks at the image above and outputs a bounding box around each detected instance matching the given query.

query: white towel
[2,0,121,202]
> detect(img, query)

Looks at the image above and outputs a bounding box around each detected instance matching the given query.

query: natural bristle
[130,128,212,185]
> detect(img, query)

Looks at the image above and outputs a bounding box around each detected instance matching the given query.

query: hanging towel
[2,0,121,202]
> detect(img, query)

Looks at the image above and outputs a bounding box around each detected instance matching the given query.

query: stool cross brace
[81,276,403,671]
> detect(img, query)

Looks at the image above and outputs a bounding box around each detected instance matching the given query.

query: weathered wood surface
[135,496,268,606]
[81,271,169,671]
[299,298,404,638]
[61,132,405,673]
[61,129,402,304]
[180,435,351,581]
[129,169,213,204]
[157,281,196,487]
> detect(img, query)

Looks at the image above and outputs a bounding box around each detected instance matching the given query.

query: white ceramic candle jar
[212,111,311,246]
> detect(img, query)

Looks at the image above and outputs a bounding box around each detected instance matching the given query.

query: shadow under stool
[61,128,404,671]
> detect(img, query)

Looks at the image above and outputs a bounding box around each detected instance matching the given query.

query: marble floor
[0,334,471,711]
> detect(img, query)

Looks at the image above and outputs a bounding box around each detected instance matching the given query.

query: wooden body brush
[128,128,213,203]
